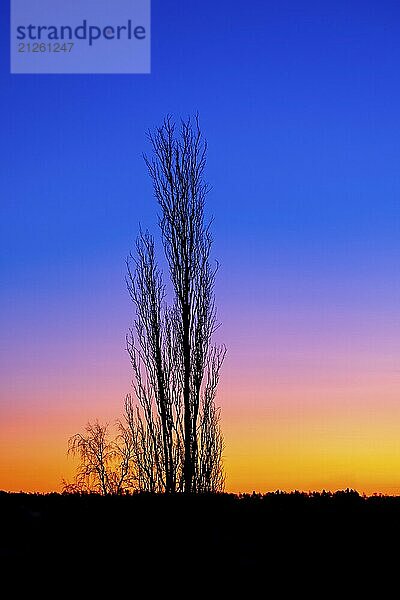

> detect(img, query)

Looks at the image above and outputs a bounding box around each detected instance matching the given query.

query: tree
[66,115,225,495]
[65,421,135,495]
[126,115,226,493]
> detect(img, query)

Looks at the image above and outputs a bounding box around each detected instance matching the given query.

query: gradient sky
[1,0,400,494]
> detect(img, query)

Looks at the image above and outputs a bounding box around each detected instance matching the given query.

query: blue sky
[2,1,400,275]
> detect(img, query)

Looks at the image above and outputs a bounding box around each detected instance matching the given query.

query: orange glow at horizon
[1,271,399,496]
[2,376,400,496]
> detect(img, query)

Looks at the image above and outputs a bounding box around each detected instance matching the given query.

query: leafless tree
[126,115,226,493]
[65,421,135,495]
[66,115,225,495]
[198,346,226,492]
[126,233,182,492]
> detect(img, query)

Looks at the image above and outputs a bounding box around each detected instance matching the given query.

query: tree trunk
[182,301,193,493]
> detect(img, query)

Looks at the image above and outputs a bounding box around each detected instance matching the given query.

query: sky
[1,0,400,494]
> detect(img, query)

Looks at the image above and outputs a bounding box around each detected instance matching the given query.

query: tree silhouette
[126,115,226,493]
[66,115,225,494]
[66,421,135,494]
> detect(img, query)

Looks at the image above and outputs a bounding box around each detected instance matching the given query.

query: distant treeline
[1,489,398,573]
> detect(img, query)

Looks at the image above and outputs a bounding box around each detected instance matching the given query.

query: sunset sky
[1,0,400,494]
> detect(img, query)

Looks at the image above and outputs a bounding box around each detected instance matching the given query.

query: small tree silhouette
[66,421,135,494]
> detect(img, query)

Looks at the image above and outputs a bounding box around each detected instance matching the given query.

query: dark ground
[1,489,399,582]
